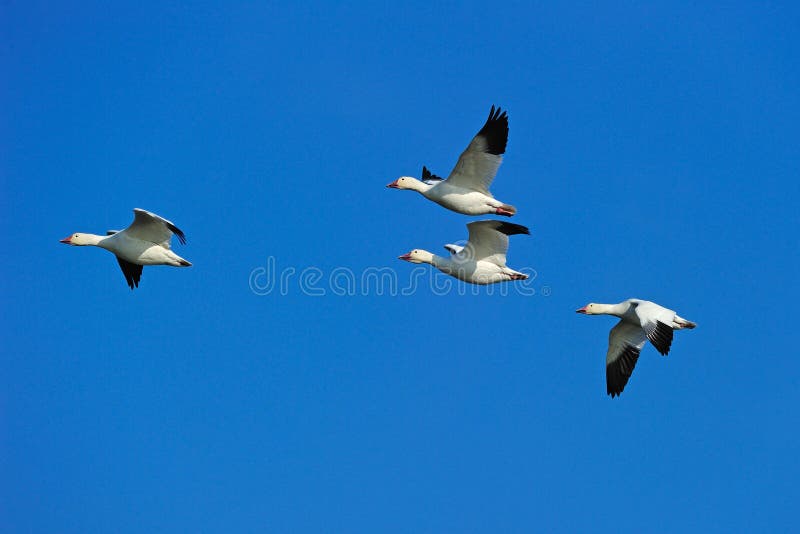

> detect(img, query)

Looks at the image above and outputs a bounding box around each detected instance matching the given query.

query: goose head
[59,233,93,246]
[386,176,423,191]
[398,249,434,264]
[576,303,598,314]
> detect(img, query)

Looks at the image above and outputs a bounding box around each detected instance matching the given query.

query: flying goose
[398,220,530,285]
[576,299,696,397]
[387,106,517,216]
[60,208,191,289]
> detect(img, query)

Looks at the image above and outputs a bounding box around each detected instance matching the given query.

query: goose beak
[398,253,412,261]
[386,180,400,189]
[59,236,72,244]
[575,306,588,314]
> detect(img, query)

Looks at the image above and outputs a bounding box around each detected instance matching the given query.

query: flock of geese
[60,106,696,397]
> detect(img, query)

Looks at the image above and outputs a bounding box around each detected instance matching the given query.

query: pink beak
[575,306,588,314]
[398,253,412,261]
[386,180,400,189]
[59,235,72,244]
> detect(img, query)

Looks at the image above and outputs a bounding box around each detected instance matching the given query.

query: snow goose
[398,220,530,285]
[576,299,697,397]
[60,208,191,289]
[387,106,517,216]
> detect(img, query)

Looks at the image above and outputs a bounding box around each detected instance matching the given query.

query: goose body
[576,299,696,397]
[60,208,191,289]
[387,106,517,217]
[399,220,530,285]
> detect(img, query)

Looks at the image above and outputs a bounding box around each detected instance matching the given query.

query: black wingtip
[421,165,443,183]
[124,274,138,290]
[167,222,187,245]
[477,105,509,156]
[495,222,530,236]
[116,257,143,290]
[647,321,674,356]
[606,345,641,397]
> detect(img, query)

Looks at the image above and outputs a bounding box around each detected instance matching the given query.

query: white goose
[576,299,697,397]
[398,220,530,285]
[387,106,517,216]
[60,208,191,289]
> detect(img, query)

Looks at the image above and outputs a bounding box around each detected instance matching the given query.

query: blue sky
[2,1,799,532]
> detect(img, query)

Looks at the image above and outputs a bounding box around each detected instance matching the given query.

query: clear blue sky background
[2,2,799,532]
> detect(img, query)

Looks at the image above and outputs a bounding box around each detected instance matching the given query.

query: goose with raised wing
[398,220,530,285]
[387,106,517,216]
[60,208,191,289]
[576,299,696,397]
